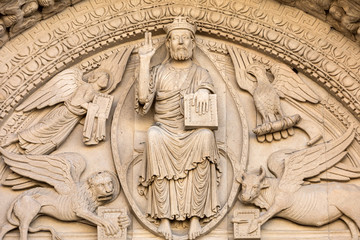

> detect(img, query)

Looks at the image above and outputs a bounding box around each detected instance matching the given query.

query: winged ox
[237,127,360,240]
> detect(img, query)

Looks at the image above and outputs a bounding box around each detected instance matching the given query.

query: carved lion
[0,149,128,240]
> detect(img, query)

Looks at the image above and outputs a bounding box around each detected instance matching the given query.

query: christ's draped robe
[137,62,220,221]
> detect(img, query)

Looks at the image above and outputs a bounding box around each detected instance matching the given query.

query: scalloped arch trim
[0,0,359,122]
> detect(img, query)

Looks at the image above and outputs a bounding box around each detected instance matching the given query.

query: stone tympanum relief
[1,47,132,154]
[238,127,360,239]
[228,46,322,144]
[113,17,247,240]
[275,0,360,44]
[0,42,133,239]
[0,148,130,240]
[0,0,84,47]
[0,0,360,239]
[0,47,132,190]
[137,17,220,240]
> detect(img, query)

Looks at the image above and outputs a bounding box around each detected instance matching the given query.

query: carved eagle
[227,45,320,142]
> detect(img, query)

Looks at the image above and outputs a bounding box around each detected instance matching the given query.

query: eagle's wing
[0,148,86,194]
[277,127,355,193]
[227,45,256,95]
[98,46,134,94]
[16,68,83,112]
[271,63,320,103]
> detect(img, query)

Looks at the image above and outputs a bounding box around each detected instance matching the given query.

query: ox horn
[259,166,266,180]
[236,172,247,184]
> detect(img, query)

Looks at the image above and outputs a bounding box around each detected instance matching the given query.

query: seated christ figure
[136,17,220,240]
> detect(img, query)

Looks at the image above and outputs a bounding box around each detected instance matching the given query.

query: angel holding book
[1,47,132,155]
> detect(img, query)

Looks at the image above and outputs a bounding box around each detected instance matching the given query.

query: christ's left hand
[193,89,210,115]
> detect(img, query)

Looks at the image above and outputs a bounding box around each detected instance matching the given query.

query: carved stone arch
[0,0,359,123]
[0,0,360,239]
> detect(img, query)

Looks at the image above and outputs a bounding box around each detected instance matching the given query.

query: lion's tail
[6,187,44,226]
[6,196,19,226]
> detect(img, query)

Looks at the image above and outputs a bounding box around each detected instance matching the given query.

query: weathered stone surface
[232,209,261,239]
[275,0,360,44]
[184,94,218,130]
[0,0,360,239]
[97,207,130,240]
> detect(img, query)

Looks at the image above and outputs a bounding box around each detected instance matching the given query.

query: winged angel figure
[238,127,360,239]
[0,148,130,240]
[227,46,321,143]
[1,47,133,154]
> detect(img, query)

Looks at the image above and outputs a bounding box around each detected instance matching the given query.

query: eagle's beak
[246,66,257,75]
[246,68,257,81]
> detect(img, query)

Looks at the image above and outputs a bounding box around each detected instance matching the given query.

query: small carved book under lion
[184,93,218,130]
[83,93,114,145]
[97,207,128,240]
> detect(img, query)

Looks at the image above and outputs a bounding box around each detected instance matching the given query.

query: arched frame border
[0,0,359,126]
[0,0,358,149]
[0,0,359,237]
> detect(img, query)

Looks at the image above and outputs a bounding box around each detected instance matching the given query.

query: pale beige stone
[136,17,221,240]
[227,46,322,144]
[232,209,260,240]
[238,127,360,239]
[275,0,360,43]
[0,148,121,240]
[97,207,130,240]
[0,1,359,240]
[184,94,218,130]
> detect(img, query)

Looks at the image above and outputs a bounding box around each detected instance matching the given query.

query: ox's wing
[277,127,355,193]
[0,148,86,194]
[307,162,360,182]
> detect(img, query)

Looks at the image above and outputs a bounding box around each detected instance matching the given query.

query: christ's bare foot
[158,218,172,240]
[188,217,201,240]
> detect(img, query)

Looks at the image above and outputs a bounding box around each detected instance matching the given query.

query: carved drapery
[1,0,360,239]
[0,0,359,132]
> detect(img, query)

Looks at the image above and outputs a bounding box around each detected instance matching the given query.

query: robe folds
[137,62,221,221]
[18,103,85,155]
[17,83,95,155]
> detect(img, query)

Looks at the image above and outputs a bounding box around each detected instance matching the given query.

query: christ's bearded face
[167,29,194,61]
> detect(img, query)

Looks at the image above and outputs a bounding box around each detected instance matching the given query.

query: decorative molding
[274,0,360,44]
[0,1,360,239]
[0,0,85,48]
[0,0,358,131]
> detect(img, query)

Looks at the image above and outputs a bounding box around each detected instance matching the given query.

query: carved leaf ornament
[0,0,359,239]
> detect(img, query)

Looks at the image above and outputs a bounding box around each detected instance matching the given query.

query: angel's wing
[98,46,134,94]
[276,127,355,193]
[16,68,83,112]
[227,46,256,95]
[0,148,86,194]
[271,63,320,103]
